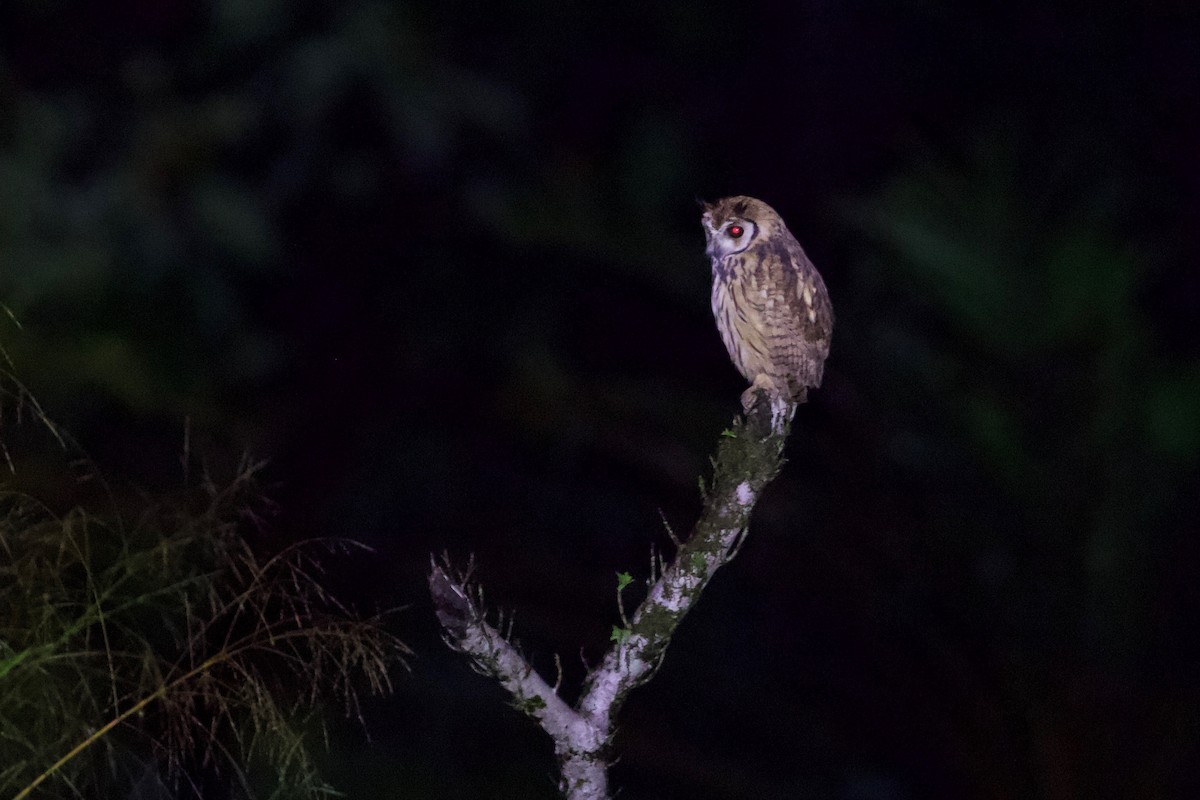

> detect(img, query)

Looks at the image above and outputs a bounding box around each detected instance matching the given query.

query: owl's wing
[762,239,833,393]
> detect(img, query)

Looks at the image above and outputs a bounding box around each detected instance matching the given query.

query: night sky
[2,1,1199,798]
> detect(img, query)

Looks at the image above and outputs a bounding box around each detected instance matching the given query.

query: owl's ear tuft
[695,195,713,211]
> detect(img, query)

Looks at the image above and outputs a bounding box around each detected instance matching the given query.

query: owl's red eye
[728,225,744,239]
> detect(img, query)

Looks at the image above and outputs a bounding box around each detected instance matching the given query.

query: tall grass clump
[0,368,408,799]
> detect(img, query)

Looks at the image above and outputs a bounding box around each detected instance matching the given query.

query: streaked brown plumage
[702,196,833,411]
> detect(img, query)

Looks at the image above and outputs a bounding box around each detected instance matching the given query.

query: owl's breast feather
[711,268,773,384]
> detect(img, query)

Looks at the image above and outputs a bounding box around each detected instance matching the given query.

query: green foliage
[0,441,408,798]
[608,626,631,645]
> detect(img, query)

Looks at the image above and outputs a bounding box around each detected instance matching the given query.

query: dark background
[2,1,1199,798]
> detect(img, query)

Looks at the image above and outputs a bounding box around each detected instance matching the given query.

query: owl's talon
[739,388,760,414]
[741,374,779,413]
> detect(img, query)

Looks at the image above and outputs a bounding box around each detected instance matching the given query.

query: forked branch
[429,395,790,799]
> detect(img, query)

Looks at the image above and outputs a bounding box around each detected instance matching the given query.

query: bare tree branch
[429,394,792,799]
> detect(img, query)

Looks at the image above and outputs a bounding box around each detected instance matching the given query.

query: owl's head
[700,195,782,259]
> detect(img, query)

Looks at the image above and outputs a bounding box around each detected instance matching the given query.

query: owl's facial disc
[704,218,757,258]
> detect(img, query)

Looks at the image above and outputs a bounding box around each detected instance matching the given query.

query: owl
[702,196,833,414]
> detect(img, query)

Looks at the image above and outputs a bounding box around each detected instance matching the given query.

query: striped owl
[702,196,833,413]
